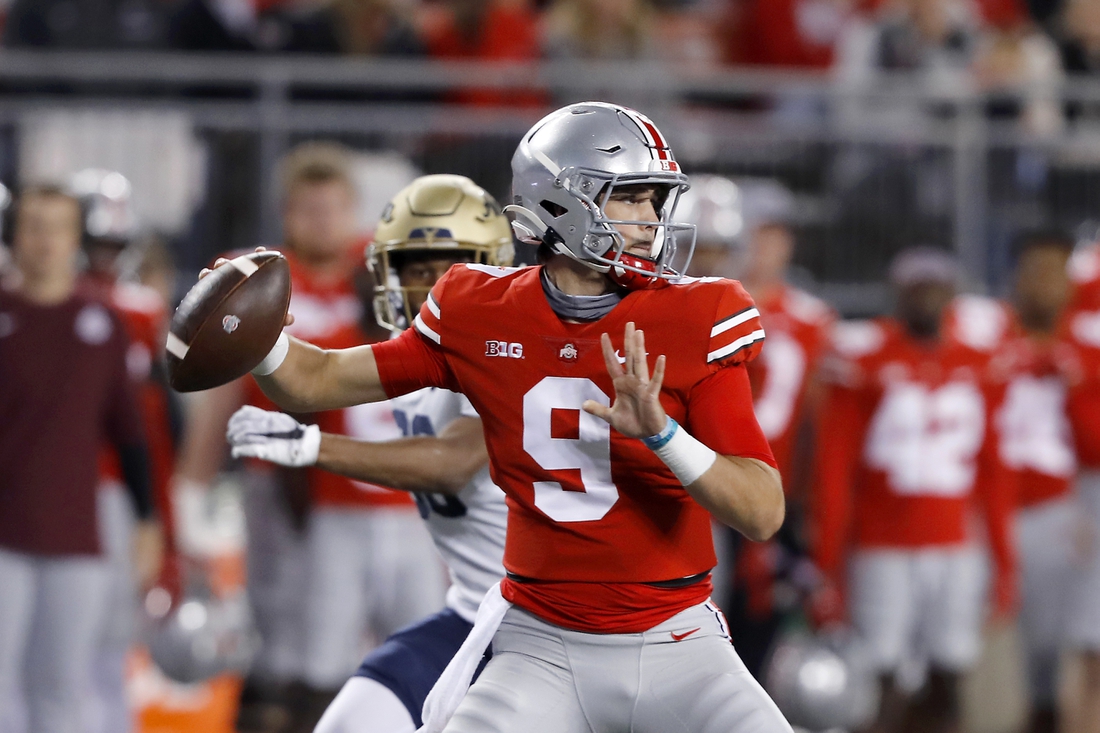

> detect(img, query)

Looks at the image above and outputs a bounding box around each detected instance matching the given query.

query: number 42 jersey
[373,264,776,633]
[811,317,1015,586]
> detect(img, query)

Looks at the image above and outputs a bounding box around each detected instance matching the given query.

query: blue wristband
[641,417,678,450]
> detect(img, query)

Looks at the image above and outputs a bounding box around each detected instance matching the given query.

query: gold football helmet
[368,174,514,331]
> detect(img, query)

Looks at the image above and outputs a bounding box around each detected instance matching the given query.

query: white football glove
[226,405,321,467]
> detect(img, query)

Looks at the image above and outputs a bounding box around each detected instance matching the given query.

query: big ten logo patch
[486,340,524,359]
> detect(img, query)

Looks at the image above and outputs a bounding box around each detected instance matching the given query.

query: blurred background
[1,0,1099,732]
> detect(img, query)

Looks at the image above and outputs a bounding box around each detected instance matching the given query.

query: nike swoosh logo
[670,627,701,642]
[261,428,304,440]
[614,350,649,365]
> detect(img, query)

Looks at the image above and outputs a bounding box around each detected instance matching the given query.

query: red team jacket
[82,278,178,541]
[372,264,776,633]
[812,316,1015,606]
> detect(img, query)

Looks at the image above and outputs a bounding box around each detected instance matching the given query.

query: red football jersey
[748,284,835,482]
[242,250,411,509]
[989,327,1077,508]
[372,265,775,633]
[1069,242,1100,312]
[1062,305,1100,469]
[812,318,1014,583]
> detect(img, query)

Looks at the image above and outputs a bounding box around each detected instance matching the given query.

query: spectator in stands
[833,0,979,133]
[421,0,543,107]
[252,1,342,54]
[330,0,426,56]
[543,0,654,60]
[728,0,853,68]
[0,186,162,733]
[167,0,255,51]
[971,1,1064,135]
[4,0,168,48]
[1058,0,1100,74]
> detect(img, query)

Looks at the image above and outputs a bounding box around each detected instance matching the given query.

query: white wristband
[649,420,717,486]
[252,332,289,376]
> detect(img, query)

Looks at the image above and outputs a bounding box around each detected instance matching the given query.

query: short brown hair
[280,141,357,200]
[14,184,82,227]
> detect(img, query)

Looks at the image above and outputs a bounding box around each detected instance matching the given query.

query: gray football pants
[0,547,111,733]
[443,601,793,733]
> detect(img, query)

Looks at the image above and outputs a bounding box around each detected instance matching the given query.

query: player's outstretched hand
[199,247,294,328]
[226,405,321,467]
[582,322,667,439]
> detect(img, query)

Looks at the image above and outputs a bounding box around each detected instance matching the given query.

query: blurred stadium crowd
[0,0,1092,80]
[3,1,1100,733]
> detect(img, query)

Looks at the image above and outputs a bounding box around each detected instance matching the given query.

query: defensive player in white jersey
[206,102,790,733]
[226,174,512,733]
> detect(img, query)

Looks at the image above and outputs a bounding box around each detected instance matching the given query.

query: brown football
[165,251,292,392]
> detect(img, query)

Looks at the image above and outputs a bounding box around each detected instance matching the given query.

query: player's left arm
[582,323,785,541]
[976,383,1019,619]
[226,406,487,495]
[105,320,164,588]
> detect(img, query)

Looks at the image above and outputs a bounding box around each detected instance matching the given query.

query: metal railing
[1,49,1097,313]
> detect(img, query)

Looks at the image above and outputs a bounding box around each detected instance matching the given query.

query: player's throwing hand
[582,321,668,439]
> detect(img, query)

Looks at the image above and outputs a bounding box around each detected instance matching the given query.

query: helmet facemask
[369,241,489,331]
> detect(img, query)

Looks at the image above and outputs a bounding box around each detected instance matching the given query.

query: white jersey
[389,387,508,623]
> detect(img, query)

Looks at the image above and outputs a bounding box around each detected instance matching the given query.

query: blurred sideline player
[172,142,443,730]
[1054,238,1100,733]
[811,247,1015,733]
[224,101,792,732]
[71,168,179,733]
[226,174,511,733]
[683,176,835,676]
[0,186,161,733]
[979,230,1079,733]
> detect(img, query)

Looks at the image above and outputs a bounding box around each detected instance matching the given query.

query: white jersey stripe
[710,307,760,338]
[427,293,441,319]
[707,329,765,362]
[414,313,441,344]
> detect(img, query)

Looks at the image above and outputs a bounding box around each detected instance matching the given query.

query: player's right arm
[226,405,487,494]
[226,262,454,412]
[252,336,389,412]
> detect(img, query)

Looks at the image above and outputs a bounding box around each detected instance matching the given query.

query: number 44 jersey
[373,264,777,633]
[811,317,1015,587]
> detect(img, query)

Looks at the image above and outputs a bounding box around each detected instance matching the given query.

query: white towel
[417,582,512,733]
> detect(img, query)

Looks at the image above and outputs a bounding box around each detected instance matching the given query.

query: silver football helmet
[505,102,696,289]
[764,629,880,732]
[70,168,136,245]
[367,174,514,332]
[677,174,744,248]
[144,579,258,684]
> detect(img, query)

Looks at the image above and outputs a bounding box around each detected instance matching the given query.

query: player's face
[398,252,473,313]
[688,242,741,278]
[283,180,357,262]
[12,194,82,281]
[603,185,660,259]
[897,280,955,339]
[1015,245,1071,326]
[745,224,793,284]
